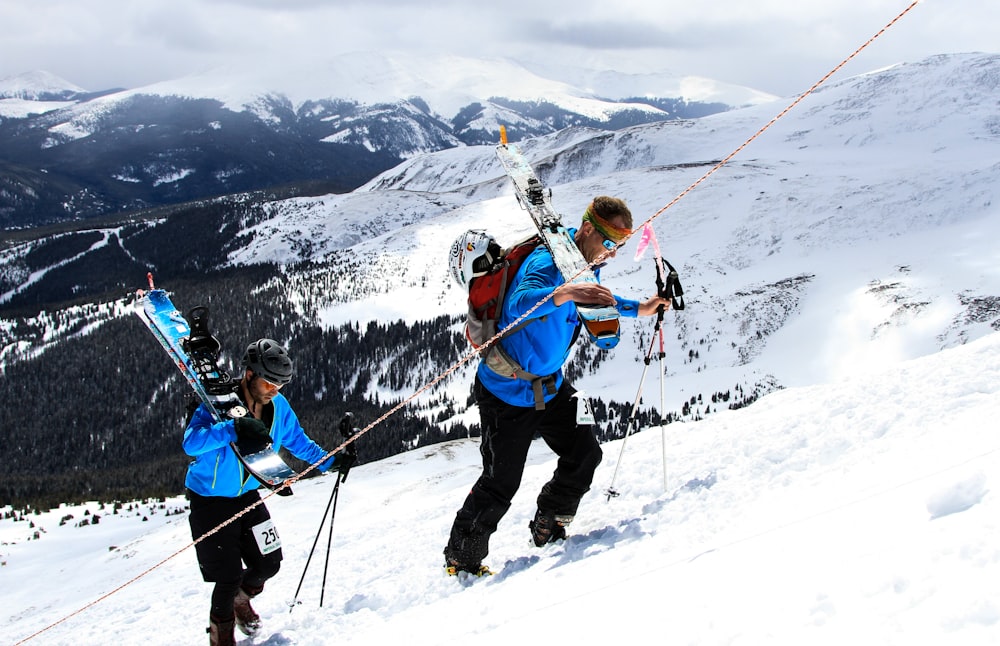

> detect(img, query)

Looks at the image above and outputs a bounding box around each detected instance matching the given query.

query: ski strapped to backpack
[134,273,299,494]
[494,126,622,350]
[450,128,625,409]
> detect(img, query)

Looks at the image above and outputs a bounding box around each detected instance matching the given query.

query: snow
[519,60,778,107]
[152,168,195,186]
[0,70,84,100]
[0,70,83,117]
[134,51,774,119]
[2,51,1000,645]
[3,331,999,645]
[0,98,74,118]
[46,119,93,143]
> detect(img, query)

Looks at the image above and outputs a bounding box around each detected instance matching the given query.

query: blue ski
[134,274,298,493]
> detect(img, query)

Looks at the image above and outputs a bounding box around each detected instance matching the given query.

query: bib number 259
[252,519,282,555]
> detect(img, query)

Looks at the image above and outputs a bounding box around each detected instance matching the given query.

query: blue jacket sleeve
[507,246,641,319]
[183,404,236,456]
[615,295,641,318]
[270,396,336,472]
[504,249,563,320]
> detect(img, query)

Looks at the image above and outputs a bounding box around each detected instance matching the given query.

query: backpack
[464,233,541,371]
[455,232,561,409]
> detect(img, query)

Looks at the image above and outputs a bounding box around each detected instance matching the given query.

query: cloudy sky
[1,0,996,97]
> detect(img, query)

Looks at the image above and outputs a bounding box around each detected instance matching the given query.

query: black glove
[335,412,359,479]
[234,416,270,445]
[338,434,358,477]
[336,450,357,477]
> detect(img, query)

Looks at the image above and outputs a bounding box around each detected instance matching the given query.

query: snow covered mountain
[2,51,999,645]
[0,70,86,101]
[0,53,771,228]
[0,52,998,526]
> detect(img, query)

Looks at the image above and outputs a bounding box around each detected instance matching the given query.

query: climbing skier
[444,196,670,575]
[184,338,354,645]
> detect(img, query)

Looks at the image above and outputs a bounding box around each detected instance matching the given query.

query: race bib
[575,393,595,426]
[252,519,282,555]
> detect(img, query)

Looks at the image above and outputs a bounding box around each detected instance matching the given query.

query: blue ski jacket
[183,393,336,497]
[477,233,640,408]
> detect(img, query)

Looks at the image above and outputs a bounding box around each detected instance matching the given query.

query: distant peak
[0,70,87,100]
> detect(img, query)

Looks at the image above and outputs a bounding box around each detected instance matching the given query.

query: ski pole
[655,257,683,492]
[605,323,661,501]
[289,414,357,612]
[648,261,670,493]
[289,475,341,613]
[657,315,668,492]
[319,416,358,607]
[609,222,684,499]
[318,472,343,608]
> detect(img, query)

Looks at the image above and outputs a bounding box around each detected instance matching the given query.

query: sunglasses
[263,378,285,390]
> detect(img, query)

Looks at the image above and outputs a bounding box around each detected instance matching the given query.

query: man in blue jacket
[444,196,671,575]
[185,338,351,645]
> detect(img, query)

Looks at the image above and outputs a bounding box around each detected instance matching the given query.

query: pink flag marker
[634,222,661,262]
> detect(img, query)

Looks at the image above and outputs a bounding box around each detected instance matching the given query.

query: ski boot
[529,509,572,547]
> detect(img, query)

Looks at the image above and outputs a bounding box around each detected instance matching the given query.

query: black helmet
[242,338,294,385]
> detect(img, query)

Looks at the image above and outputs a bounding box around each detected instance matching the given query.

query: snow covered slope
[3,330,998,645]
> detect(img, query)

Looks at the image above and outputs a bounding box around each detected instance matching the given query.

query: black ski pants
[446,376,602,564]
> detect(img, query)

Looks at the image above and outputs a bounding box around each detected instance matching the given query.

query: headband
[582,202,631,243]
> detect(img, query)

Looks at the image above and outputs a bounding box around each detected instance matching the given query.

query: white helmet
[449,229,500,288]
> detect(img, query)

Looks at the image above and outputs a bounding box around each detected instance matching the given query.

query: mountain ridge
[0,53,772,229]
[1,51,776,114]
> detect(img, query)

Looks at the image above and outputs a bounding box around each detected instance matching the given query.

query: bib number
[252,519,282,555]
[575,393,595,426]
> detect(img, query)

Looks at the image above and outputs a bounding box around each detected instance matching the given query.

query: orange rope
[600,0,924,262]
[14,2,921,643]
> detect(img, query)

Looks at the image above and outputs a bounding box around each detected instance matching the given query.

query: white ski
[495,128,621,349]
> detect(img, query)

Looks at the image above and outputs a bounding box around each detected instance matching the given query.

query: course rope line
[13,2,921,643]
[13,500,260,645]
[595,0,924,265]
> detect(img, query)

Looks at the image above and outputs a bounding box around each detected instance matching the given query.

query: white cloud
[0,0,997,96]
